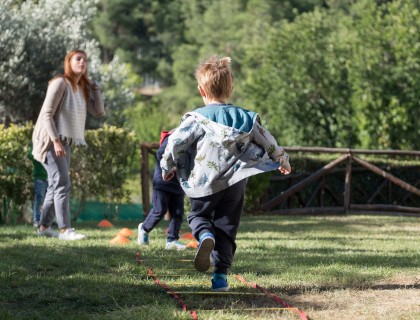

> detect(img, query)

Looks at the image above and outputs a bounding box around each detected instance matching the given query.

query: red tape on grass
[136,252,198,320]
[235,274,308,320]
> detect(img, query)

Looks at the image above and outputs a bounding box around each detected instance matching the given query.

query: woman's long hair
[64,49,90,102]
[50,49,91,102]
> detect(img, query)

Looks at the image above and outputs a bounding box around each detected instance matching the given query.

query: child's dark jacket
[153,132,183,195]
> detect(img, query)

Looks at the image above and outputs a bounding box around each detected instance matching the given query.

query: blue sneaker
[212,273,228,292]
[137,223,149,245]
[194,232,215,272]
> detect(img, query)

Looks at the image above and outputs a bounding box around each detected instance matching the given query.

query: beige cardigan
[32,77,105,163]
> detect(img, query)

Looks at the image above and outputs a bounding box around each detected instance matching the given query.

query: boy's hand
[279,165,291,175]
[162,171,175,181]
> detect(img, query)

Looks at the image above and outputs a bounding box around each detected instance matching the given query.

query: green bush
[71,124,138,219]
[0,123,33,223]
[0,124,138,224]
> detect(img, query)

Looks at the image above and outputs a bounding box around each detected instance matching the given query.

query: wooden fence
[140,143,420,216]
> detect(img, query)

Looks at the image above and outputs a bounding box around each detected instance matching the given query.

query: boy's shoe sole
[194,237,215,272]
[213,286,229,292]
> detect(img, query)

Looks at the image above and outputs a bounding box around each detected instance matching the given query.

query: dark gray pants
[40,144,71,229]
[188,179,247,274]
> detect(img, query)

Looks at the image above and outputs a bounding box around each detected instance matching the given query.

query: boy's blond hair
[195,56,234,101]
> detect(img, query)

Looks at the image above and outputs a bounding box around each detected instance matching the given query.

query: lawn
[0,215,419,320]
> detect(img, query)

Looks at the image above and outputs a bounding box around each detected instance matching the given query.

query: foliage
[348,0,420,149]
[246,0,420,150]
[161,0,326,115]
[92,0,186,83]
[89,59,139,128]
[124,97,171,144]
[0,124,137,224]
[0,0,136,126]
[244,173,272,211]
[245,8,357,148]
[0,0,99,122]
[70,125,138,210]
[92,0,326,121]
[0,123,33,223]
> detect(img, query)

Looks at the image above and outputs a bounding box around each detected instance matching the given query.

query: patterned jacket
[160,104,290,198]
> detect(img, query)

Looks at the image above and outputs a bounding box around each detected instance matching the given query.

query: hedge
[0,124,137,224]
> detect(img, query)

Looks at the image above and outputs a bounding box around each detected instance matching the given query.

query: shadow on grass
[0,241,189,319]
[1,215,419,319]
[239,216,393,234]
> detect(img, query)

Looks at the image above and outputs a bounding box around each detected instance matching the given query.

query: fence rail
[140,144,420,216]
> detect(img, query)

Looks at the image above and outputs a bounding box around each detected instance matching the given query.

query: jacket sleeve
[87,83,105,117]
[40,78,67,141]
[160,115,203,175]
[252,121,291,172]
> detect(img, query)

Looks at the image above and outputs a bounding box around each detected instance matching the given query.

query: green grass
[0,215,419,319]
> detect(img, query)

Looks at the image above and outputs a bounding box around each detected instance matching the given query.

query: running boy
[138,130,186,250]
[160,56,291,291]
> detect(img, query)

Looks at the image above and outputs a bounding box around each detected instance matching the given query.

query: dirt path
[292,285,420,320]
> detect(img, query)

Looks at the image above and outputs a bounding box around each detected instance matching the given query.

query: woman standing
[32,49,105,241]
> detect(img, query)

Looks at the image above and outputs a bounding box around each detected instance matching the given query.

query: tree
[0,0,99,123]
[0,0,136,125]
[348,0,420,149]
[245,8,356,147]
[158,0,328,117]
[245,0,420,150]
[92,0,186,85]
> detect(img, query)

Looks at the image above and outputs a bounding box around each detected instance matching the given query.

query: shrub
[0,123,33,223]
[0,124,138,224]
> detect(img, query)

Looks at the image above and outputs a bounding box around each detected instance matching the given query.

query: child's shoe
[58,228,87,241]
[194,232,215,272]
[36,227,59,238]
[165,240,187,251]
[212,273,229,292]
[137,223,149,245]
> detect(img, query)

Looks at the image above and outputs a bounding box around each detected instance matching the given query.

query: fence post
[344,154,352,213]
[1,196,5,224]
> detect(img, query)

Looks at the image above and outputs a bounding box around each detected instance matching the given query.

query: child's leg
[189,194,219,271]
[142,189,169,233]
[33,179,48,225]
[188,195,219,240]
[167,194,184,242]
[212,179,247,275]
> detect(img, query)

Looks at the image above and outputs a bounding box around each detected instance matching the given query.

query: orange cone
[186,241,198,249]
[97,219,113,227]
[181,232,195,240]
[110,234,130,244]
[118,228,133,237]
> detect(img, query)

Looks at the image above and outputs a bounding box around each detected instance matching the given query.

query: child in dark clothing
[160,56,291,291]
[28,144,48,228]
[137,130,186,250]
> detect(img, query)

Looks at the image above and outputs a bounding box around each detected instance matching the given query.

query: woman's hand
[53,139,66,157]
[90,80,100,91]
